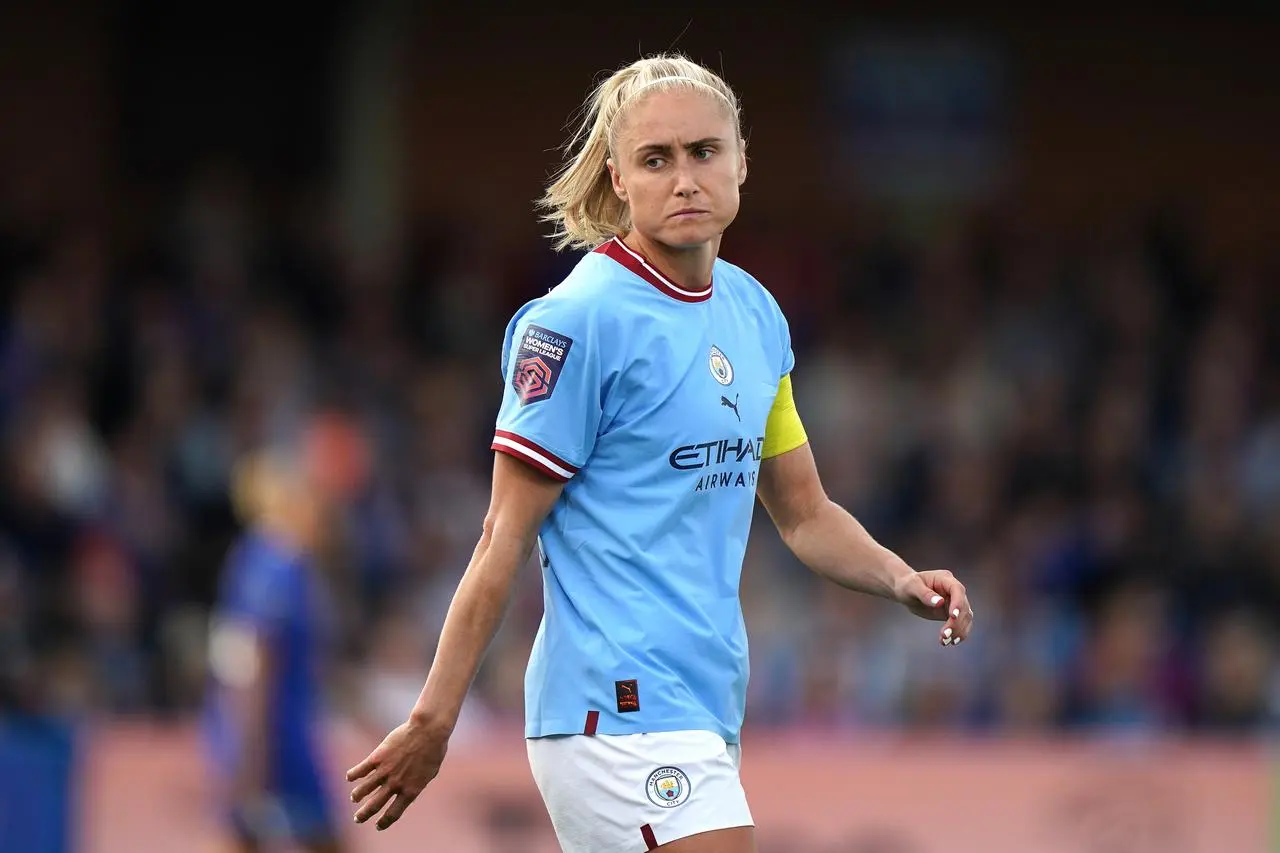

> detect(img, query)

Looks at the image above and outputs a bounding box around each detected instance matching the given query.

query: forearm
[409,526,532,732]
[234,709,269,796]
[229,660,271,797]
[783,499,914,598]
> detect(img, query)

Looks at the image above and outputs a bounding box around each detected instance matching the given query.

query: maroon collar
[594,237,712,303]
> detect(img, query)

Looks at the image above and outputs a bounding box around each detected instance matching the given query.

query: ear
[606,158,628,203]
[737,143,748,186]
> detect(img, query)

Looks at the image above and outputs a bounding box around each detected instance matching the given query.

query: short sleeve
[774,295,796,378]
[491,298,603,482]
[209,551,296,685]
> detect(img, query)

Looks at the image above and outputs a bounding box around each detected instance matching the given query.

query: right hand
[346,717,450,831]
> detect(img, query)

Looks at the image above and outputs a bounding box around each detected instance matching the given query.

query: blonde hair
[538,54,744,252]
[230,450,296,524]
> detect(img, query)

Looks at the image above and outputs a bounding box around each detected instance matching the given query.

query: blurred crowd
[1,164,1277,738]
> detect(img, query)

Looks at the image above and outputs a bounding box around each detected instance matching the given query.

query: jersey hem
[526,716,740,744]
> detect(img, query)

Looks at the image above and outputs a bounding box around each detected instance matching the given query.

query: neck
[623,231,718,293]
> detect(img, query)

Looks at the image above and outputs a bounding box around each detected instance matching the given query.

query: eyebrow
[634,137,725,157]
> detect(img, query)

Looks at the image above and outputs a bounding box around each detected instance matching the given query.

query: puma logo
[720,394,740,421]
[615,679,639,712]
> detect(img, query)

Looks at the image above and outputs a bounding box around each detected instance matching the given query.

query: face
[258,468,323,545]
[607,88,747,251]
[293,485,328,545]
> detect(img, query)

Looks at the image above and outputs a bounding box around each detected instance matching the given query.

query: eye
[694,147,715,160]
[644,157,666,169]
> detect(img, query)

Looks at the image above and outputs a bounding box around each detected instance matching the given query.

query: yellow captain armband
[762,373,808,459]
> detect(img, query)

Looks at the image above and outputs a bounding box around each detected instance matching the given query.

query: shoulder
[237,534,305,605]
[508,252,638,338]
[714,257,787,318]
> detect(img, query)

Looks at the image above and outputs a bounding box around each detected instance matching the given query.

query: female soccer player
[204,438,355,853]
[347,54,975,853]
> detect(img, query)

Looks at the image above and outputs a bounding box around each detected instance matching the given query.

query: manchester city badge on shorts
[645,766,691,808]
[708,345,734,386]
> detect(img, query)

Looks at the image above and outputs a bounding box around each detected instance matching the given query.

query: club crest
[708,345,733,386]
[645,766,691,808]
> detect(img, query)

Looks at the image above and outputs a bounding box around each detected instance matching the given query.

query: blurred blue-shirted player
[348,54,975,853]
[204,433,358,853]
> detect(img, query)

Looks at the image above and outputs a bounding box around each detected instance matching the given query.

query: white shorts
[527,729,753,853]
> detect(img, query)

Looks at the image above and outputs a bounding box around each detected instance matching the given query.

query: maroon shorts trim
[641,823,658,850]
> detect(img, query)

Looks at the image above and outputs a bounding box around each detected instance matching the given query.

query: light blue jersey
[491,237,794,744]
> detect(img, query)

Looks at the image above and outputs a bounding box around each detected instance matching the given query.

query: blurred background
[2,2,1279,851]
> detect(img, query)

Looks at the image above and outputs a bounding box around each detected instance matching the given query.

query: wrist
[887,560,918,602]
[408,705,457,737]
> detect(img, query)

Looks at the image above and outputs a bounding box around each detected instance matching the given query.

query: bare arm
[757,442,912,597]
[230,643,271,797]
[408,451,563,735]
[756,442,972,644]
[346,452,563,830]
[208,620,287,842]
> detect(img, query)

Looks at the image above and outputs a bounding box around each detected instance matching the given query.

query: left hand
[347,715,451,831]
[893,569,974,647]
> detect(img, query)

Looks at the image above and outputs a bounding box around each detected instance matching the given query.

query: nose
[672,161,699,198]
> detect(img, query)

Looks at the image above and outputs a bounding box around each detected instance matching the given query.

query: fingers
[917,570,972,647]
[941,598,974,647]
[377,792,418,831]
[349,774,385,804]
[920,589,946,611]
[346,754,378,782]
[354,787,394,825]
[348,769,430,831]
[904,578,949,622]
[948,587,973,639]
